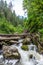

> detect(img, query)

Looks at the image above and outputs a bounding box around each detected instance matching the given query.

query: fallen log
[0,37,20,41]
[0,33,30,38]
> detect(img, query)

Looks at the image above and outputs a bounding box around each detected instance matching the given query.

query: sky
[4,0,26,17]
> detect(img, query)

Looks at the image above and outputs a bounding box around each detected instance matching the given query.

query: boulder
[3,45,20,59]
[22,38,31,45]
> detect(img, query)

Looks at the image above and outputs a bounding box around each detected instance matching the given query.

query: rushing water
[0,40,43,65]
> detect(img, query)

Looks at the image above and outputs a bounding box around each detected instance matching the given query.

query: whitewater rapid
[0,40,43,65]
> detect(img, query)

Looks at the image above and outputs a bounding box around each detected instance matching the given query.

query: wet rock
[29,54,33,59]
[0,63,4,65]
[3,45,20,59]
[28,50,41,60]
[21,45,28,51]
[22,38,31,45]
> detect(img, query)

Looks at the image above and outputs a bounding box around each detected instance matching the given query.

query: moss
[21,45,28,51]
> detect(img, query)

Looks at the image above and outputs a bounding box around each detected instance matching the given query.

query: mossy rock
[21,45,28,51]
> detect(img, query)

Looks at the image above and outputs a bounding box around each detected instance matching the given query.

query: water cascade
[0,40,43,65]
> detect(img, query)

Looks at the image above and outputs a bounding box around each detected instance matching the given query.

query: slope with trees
[23,0,43,33]
[0,0,24,34]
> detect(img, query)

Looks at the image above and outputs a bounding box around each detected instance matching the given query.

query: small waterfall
[29,44,37,51]
[0,40,43,65]
[15,41,43,65]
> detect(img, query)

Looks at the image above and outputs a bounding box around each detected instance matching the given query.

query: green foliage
[23,0,43,33]
[0,0,24,34]
[0,17,24,34]
[14,25,24,33]
[0,18,15,34]
[0,0,24,27]
[39,29,43,34]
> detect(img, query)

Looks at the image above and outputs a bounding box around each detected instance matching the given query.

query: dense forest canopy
[0,0,43,35]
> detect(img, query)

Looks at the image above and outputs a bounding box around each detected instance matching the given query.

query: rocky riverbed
[0,33,43,65]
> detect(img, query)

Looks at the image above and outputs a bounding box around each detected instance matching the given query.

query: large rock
[22,37,31,45]
[3,45,20,59]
